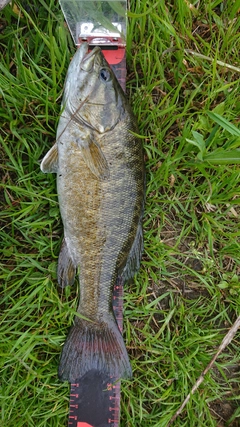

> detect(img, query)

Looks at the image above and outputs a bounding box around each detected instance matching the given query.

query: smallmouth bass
[41,43,144,382]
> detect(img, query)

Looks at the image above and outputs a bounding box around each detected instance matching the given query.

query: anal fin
[121,215,144,282]
[57,238,76,288]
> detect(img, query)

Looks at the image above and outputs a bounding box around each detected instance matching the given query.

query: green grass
[1,0,240,426]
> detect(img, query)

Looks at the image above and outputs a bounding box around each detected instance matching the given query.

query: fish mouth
[80,45,102,71]
[70,43,101,74]
[71,42,89,68]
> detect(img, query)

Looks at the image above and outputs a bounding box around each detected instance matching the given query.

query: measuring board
[58,2,128,425]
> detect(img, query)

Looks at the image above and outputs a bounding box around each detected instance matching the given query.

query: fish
[40,43,145,382]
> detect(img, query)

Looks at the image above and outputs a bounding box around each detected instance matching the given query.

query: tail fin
[58,315,132,382]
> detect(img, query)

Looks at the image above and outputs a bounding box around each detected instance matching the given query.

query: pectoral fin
[80,138,110,180]
[40,143,59,173]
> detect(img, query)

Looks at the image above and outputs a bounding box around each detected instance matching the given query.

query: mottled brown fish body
[58,116,143,318]
[41,43,144,382]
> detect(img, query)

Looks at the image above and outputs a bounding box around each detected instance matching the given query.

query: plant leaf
[207,112,240,136]
[203,149,240,164]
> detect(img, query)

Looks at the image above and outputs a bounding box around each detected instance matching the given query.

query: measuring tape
[68,279,124,427]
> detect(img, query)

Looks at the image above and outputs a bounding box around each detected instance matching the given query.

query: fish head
[63,43,126,133]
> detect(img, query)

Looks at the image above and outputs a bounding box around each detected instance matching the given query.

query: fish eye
[99,68,111,82]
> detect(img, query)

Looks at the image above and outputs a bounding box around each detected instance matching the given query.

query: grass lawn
[1,0,240,426]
